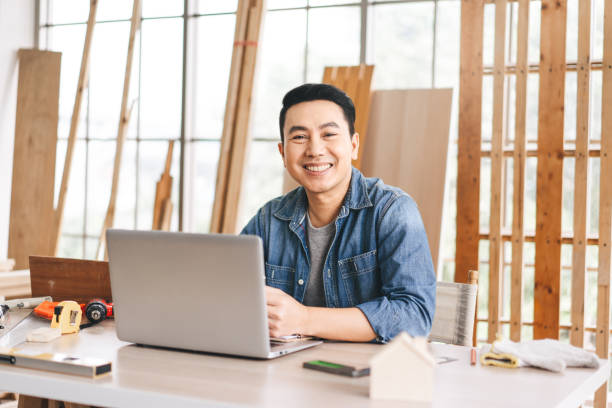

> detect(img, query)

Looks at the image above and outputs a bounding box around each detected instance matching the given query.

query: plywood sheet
[29,256,111,303]
[360,89,453,272]
[8,49,61,270]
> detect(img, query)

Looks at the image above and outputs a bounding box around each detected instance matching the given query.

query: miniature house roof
[370,333,436,368]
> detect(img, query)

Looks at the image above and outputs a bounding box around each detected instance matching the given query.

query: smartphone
[303,360,370,377]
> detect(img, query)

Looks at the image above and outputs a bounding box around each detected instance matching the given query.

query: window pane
[114,141,138,230]
[307,6,360,82]
[191,14,235,140]
[189,141,220,232]
[49,0,89,24]
[47,24,87,141]
[268,0,306,8]
[140,18,183,139]
[58,236,84,259]
[142,0,183,18]
[195,0,238,14]
[252,9,307,140]
[435,1,460,89]
[370,3,434,89]
[89,21,136,140]
[55,140,86,235]
[86,141,116,235]
[239,142,284,231]
[97,0,133,21]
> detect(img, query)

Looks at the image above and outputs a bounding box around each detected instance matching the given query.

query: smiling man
[241,83,436,343]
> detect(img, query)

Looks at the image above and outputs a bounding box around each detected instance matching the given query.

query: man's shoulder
[361,174,417,211]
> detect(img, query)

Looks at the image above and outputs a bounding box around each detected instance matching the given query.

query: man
[241,83,435,343]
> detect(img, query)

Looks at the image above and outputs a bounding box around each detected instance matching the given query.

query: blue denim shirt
[240,167,436,343]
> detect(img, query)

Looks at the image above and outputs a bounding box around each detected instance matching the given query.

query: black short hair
[278,83,356,142]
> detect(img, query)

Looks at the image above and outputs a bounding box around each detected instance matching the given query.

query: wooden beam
[595,0,612,405]
[8,50,61,270]
[510,0,529,342]
[456,0,484,284]
[153,140,174,230]
[210,0,251,233]
[52,0,98,255]
[534,0,566,340]
[221,0,265,234]
[96,0,141,259]
[570,0,592,349]
[488,0,507,344]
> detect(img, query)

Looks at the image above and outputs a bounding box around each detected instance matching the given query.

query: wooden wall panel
[595,0,612,405]
[510,0,529,342]
[534,0,567,340]
[456,0,484,284]
[488,0,507,343]
[570,0,592,348]
[8,50,61,270]
[360,89,453,272]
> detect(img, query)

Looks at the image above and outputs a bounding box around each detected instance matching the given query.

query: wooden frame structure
[457,0,612,405]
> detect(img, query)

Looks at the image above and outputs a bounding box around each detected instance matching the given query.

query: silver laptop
[106,229,322,359]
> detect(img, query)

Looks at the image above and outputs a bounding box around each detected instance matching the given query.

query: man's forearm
[303,306,376,342]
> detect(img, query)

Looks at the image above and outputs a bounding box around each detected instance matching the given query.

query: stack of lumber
[211,0,265,234]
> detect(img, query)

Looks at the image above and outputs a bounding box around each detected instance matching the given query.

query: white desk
[0,320,608,408]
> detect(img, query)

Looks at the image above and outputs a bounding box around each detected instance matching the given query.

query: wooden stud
[96,0,141,259]
[52,0,98,255]
[153,140,174,230]
[488,0,507,344]
[534,0,566,340]
[510,0,529,342]
[210,0,251,233]
[221,0,266,234]
[456,0,484,284]
[8,50,61,270]
[570,0,592,348]
[594,0,612,405]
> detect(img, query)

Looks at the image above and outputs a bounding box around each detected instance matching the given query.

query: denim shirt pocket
[338,249,378,306]
[265,262,295,295]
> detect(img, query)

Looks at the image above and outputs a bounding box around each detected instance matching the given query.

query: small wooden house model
[369,332,435,402]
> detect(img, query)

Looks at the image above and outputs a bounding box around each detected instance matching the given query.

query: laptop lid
[106,229,272,358]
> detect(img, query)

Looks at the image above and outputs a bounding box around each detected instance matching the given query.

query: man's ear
[351,133,359,161]
[278,142,286,167]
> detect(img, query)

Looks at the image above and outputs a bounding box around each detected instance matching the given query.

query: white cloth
[491,339,600,373]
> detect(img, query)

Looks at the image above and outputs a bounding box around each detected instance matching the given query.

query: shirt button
[298,279,304,285]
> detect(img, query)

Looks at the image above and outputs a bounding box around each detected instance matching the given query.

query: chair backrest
[428,271,478,346]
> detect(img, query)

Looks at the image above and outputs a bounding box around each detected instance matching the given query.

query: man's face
[279,100,359,198]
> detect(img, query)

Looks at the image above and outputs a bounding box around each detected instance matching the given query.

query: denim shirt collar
[273,167,373,228]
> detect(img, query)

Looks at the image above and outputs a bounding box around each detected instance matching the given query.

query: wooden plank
[96,0,141,259]
[52,0,98,255]
[488,0,507,344]
[210,0,251,233]
[160,199,173,231]
[220,0,265,233]
[153,140,174,230]
[360,89,453,274]
[29,256,111,303]
[0,270,31,299]
[595,0,612,405]
[8,50,61,270]
[510,0,529,342]
[352,65,375,170]
[456,0,484,284]
[534,0,566,340]
[570,0,592,348]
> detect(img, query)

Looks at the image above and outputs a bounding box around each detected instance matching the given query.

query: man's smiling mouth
[303,164,333,172]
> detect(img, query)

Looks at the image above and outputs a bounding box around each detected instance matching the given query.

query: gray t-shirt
[303,214,335,307]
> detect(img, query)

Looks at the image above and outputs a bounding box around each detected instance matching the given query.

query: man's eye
[324,133,337,137]
[291,135,306,140]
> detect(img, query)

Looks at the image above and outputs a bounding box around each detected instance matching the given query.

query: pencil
[470,348,477,365]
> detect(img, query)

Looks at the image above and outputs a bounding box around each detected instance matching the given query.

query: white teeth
[305,164,332,172]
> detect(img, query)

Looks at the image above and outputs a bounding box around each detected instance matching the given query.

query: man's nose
[305,134,325,156]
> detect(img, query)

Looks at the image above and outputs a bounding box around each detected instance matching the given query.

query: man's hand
[265,286,309,338]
